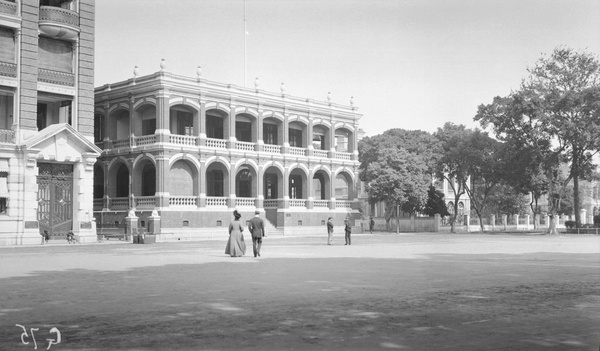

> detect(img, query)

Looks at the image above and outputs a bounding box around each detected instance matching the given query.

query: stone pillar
[155,155,169,208]
[229,163,237,208]
[125,210,138,239]
[228,104,236,149]
[545,214,550,228]
[534,215,540,228]
[306,116,314,157]
[198,161,206,208]
[147,210,161,234]
[525,214,530,230]
[502,214,507,230]
[282,114,289,154]
[580,209,587,224]
[156,91,170,133]
[490,214,496,231]
[198,99,206,146]
[256,110,264,152]
[256,166,264,209]
[434,214,440,232]
[464,214,470,232]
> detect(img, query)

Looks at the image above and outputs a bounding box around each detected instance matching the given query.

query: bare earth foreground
[0,233,599,351]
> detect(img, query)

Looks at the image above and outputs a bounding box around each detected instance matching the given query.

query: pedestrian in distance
[327,217,334,245]
[344,218,352,245]
[225,210,246,257]
[248,210,265,257]
[369,216,375,234]
[66,230,76,244]
[43,230,50,244]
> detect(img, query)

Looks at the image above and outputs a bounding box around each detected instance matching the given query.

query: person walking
[43,230,50,244]
[369,216,375,234]
[344,218,352,245]
[327,217,334,245]
[248,210,265,257]
[225,210,246,257]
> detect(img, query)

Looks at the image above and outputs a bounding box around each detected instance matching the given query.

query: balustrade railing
[235,197,256,207]
[335,200,352,208]
[263,199,278,208]
[112,139,129,148]
[334,152,352,160]
[170,196,196,206]
[135,196,156,208]
[135,135,156,146]
[313,200,329,208]
[313,150,329,158]
[290,199,306,207]
[236,141,255,151]
[39,5,79,27]
[110,197,129,210]
[263,144,281,154]
[38,68,75,86]
[206,196,227,206]
[206,138,227,148]
[170,134,196,146]
[93,198,103,210]
[289,146,306,156]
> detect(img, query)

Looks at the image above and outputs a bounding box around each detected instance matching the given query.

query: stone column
[580,209,587,224]
[155,155,169,208]
[502,214,508,231]
[525,214,530,230]
[228,104,236,149]
[306,116,314,157]
[490,214,496,231]
[282,114,289,154]
[545,214,550,228]
[198,98,206,146]
[256,109,264,152]
[147,210,161,235]
[464,214,470,232]
[198,161,206,208]
[125,210,138,239]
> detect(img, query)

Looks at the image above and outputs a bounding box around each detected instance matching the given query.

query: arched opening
[93,165,104,199]
[110,109,129,140]
[206,109,226,139]
[288,121,306,148]
[115,163,129,197]
[141,163,156,196]
[236,167,256,197]
[206,162,229,197]
[168,160,197,196]
[170,105,195,136]
[289,169,307,199]
[335,128,352,152]
[312,124,330,150]
[136,104,156,136]
[263,117,282,145]
[312,170,330,200]
[235,113,255,142]
[264,166,283,199]
[335,174,350,200]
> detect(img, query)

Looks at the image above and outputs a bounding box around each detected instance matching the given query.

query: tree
[475,48,600,232]
[435,123,472,233]
[359,129,440,229]
[423,185,450,217]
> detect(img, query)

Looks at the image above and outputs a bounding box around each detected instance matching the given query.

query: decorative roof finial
[280,82,285,94]
[133,66,139,78]
[254,77,259,89]
[196,65,202,79]
[350,96,354,107]
[327,91,332,103]
[160,58,166,71]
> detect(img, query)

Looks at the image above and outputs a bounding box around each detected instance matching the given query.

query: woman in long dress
[225,210,246,257]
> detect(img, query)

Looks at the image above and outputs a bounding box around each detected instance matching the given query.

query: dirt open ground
[0,233,599,351]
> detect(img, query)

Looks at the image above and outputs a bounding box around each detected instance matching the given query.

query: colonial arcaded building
[93,64,362,240]
[0,0,99,246]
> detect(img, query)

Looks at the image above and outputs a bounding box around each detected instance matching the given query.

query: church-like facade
[93,64,362,240]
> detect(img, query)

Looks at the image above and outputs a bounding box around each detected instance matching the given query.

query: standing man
[344,218,352,245]
[327,217,334,245]
[249,210,265,257]
[369,216,375,234]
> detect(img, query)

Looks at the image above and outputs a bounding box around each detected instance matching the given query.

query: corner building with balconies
[0,0,99,245]
[93,67,362,239]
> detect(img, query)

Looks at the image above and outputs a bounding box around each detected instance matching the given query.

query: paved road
[0,233,599,350]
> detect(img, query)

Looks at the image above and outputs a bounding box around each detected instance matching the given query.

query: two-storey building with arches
[93,66,362,240]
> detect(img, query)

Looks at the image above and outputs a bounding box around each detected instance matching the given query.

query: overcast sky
[95,0,600,137]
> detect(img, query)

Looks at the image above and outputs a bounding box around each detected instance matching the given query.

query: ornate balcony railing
[110,197,129,210]
[170,134,196,146]
[170,196,196,206]
[0,0,17,16]
[263,144,281,154]
[334,152,352,160]
[0,61,17,78]
[93,199,103,210]
[313,200,329,208]
[38,68,75,86]
[313,150,329,158]
[289,146,306,156]
[135,196,156,208]
[336,200,352,209]
[205,138,227,149]
[264,199,278,208]
[40,6,80,27]
[290,199,306,207]
[113,139,129,148]
[235,141,255,151]
[135,135,156,146]
[206,196,227,207]
[235,197,256,207]
[0,129,14,143]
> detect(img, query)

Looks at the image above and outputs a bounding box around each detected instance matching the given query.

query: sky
[95,0,600,137]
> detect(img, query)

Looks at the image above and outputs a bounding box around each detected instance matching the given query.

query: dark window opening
[207,170,224,197]
[289,128,302,147]
[236,121,252,142]
[264,123,277,145]
[207,115,223,139]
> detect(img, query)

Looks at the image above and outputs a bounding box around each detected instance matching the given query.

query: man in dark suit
[248,210,265,257]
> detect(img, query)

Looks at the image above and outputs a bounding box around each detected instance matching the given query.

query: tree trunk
[547,213,559,235]
[572,148,581,228]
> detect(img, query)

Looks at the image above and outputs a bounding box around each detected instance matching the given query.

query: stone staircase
[264,218,284,236]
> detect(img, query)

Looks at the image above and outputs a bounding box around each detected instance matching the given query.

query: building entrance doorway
[37,163,74,236]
